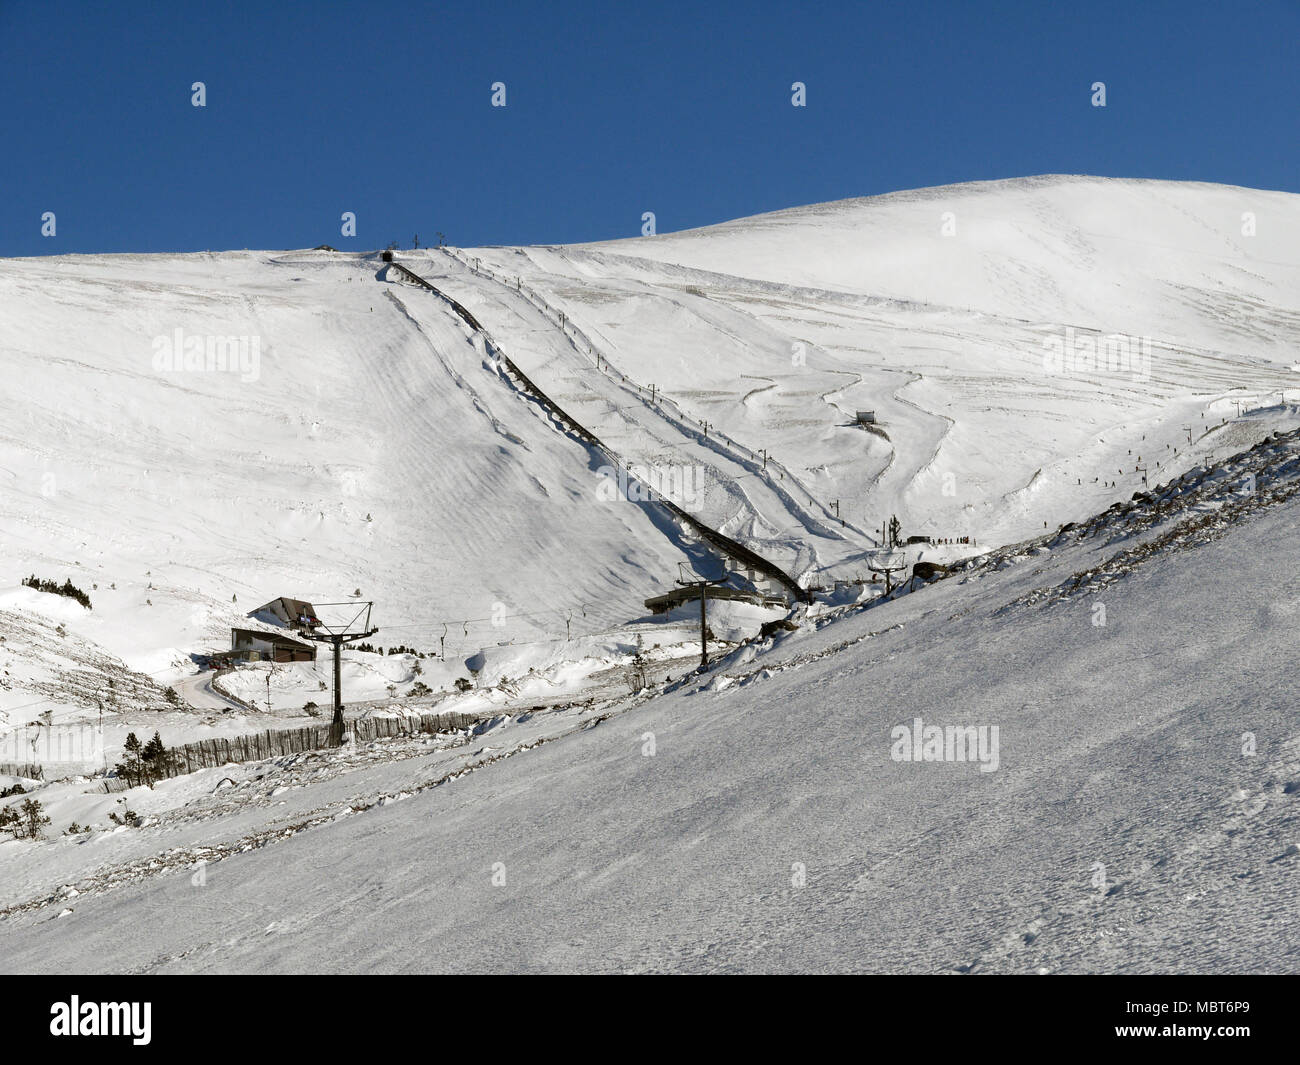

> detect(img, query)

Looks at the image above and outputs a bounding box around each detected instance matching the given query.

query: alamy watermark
[1042,327,1151,384]
[151,327,261,382]
[1,723,104,765]
[890,716,1000,772]
[50,997,151,1045]
[596,463,705,507]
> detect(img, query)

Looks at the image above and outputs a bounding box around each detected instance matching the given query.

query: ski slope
[1,174,1297,767]
[3,425,1298,972]
[440,175,1300,573]
[0,251,722,739]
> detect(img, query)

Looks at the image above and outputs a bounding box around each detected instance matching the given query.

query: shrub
[22,574,92,609]
[109,807,141,828]
[1,798,51,840]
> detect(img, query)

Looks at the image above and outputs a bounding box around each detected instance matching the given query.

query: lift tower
[297,601,378,745]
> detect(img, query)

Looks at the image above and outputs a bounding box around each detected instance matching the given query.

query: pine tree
[117,732,144,787]
[142,731,163,762]
[19,798,51,840]
[140,731,170,785]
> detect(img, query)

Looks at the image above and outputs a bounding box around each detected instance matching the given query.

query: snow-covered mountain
[1,174,1297,757]
[2,174,1299,972]
[434,174,1300,562]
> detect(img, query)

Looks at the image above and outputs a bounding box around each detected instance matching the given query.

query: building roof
[250,596,316,618]
[230,626,316,649]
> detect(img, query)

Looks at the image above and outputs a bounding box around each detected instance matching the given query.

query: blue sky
[1,0,1296,256]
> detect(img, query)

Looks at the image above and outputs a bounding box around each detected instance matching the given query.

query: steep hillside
[2,427,1297,973]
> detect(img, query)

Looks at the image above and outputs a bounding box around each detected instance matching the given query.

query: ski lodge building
[248,596,321,634]
[226,627,317,664]
[207,595,321,667]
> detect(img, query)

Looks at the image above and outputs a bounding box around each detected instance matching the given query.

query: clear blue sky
[1,0,1296,256]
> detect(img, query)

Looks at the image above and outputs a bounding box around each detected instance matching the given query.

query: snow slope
[2,174,1297,766]
[440,175,1300,575]
[0,251,717,735]
[2,427,1297,972]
